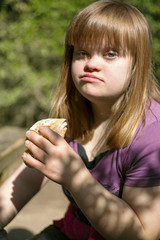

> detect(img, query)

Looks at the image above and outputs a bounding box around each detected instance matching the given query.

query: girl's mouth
[80,74,103,83]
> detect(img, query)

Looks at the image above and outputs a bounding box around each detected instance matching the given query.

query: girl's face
[71,44,131,105]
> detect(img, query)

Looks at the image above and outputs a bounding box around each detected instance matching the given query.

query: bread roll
[29,118,67,137]
[24,118,67,159]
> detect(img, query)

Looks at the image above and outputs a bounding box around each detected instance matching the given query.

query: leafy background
[0,0,160,128]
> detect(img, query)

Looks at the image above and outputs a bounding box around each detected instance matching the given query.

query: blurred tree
[124,0,160,78]
[0,0,159,128]
[0,0,94,127]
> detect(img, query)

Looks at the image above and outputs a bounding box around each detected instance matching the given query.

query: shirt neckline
[77,143,108,169]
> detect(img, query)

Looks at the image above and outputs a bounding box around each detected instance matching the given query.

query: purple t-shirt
[68,99,160,199]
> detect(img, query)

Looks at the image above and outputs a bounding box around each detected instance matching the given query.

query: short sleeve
[124,121,160,187]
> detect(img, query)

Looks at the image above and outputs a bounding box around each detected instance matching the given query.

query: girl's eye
[79,51,88,57]
[74,50,88,60]
[105,51,117,59]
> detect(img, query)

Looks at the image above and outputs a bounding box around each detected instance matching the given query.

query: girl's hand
[22,126,86,189]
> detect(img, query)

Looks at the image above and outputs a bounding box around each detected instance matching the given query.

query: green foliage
[0,0,94,127]
[0,0,160,128]
[123,0,160,78]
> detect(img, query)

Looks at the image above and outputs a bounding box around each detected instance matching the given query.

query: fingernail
[26,131,31,137]
[22,153,27,160]
[25,140,30,146]
[39,126,45,131]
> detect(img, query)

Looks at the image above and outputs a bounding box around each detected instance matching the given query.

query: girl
[1,0,160,239]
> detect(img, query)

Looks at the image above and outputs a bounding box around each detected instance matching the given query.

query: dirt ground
[5,180,69,240]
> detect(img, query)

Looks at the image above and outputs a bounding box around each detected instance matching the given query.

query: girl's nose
[84,55,102,72]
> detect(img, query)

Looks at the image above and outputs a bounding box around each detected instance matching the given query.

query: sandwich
[24,118,67,158]
[29,118,67,137]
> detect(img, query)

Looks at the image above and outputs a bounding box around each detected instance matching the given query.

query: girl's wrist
[66,164,93,193]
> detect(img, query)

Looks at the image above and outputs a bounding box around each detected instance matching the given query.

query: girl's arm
[23,127,160,240]
[68,169,160,240]
[0,163,46,229]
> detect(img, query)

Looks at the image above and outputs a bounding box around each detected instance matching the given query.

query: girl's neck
[80,101,114,162]
[91,101,113,127]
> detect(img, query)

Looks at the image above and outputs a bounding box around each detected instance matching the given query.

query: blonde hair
[50,0,160,149]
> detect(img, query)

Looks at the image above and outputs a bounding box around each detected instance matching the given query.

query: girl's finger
[25,140,48,163]
[39,126,64,146]
[22,151,45,171]
[26,130,54,152]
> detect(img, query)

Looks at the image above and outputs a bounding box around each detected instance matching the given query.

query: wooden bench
[0,126,26,185]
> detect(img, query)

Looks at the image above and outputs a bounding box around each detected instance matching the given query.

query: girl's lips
[80,74,103,82]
